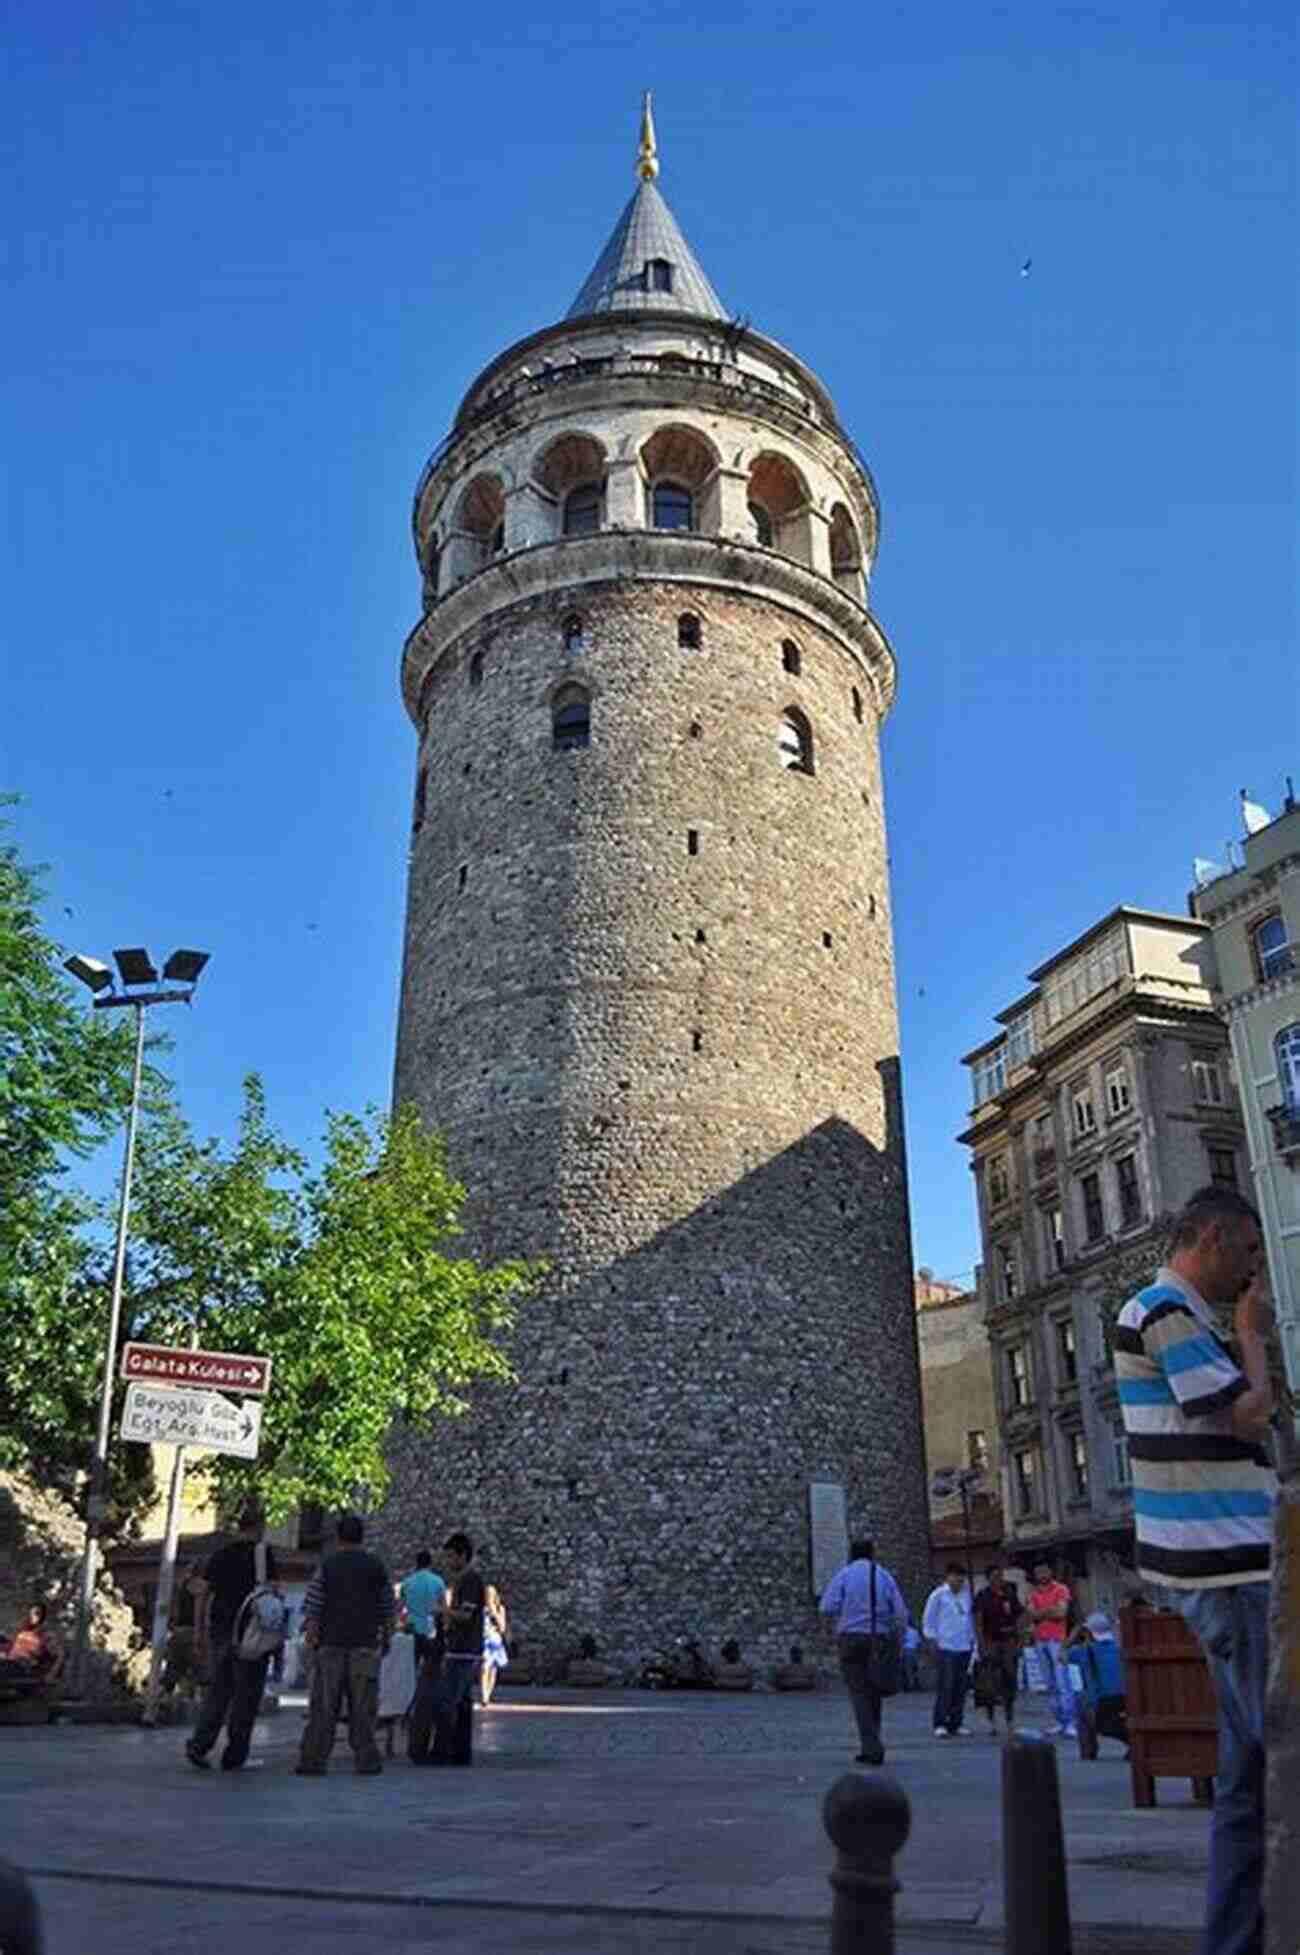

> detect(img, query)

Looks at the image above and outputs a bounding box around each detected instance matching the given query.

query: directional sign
[121,1382,263,1460]
[120,1342,272,1396]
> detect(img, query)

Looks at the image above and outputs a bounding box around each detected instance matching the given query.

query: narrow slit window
[782,639,802,676]
[687,829,699,856]
[678,613,701,650]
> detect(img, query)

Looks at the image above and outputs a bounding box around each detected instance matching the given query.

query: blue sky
[5,0,1295,1287]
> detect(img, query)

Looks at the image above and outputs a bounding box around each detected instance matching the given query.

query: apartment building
[1191,792,1300,1428]
[958,906,1246,1611]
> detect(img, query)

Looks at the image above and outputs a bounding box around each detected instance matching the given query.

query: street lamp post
[65,947,209,1690]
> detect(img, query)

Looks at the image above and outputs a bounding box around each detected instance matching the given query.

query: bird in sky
[1020,257,1033,277]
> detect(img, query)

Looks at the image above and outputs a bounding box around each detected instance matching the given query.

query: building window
[972,1045,1007,1108]
[1112,1423,1131,1488]
[852,687,863,723]
[1277,1023,1300,1108]
[1012,1447,1038,1518]
[1007,1343,1033,1410]
[1072,1086,1097,1138]
[1116,1153,1142,1228]
[777,709,814,775]
[651,481,694,531]
[782,639,802,676]
[1005,1012,1035,1070]
[562,613,585,654]
[646,257,673,292]
[678,612,702,650]
[551,685,591,751]
[1253,913,1292,982]
[987,1154,1010,1206]
[412,767,427,833]
[1208,1147,1238,1188]
[1191,1057,1224,1106]
[425,540,440,595]
[968,1430,989,1472]
[1106,1065,1131,1117]
[468,649,484,691]
[563,482,603,536]
[1034,1112,1055,1160]
[1081,1171,1105,1242]
[1046,1205,1066,1270]
[1056,1317,1077,1382]
[749,501,773,546]
[490,520,505,556]
[1069,1430,1090,1499]
[687,829,699,856]
[997,1240,1019,1300]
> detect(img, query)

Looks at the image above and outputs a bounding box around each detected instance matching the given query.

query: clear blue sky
[5,0,1296,1287]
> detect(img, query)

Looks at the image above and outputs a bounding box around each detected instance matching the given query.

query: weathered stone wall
[380,562,930,1672]
[0,1472,148,1699]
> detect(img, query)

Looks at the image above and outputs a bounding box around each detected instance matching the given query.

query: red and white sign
[120,1342,272,1397]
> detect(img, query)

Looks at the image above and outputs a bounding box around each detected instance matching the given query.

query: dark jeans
[411,1632,432,1673]
[837,1635,884,1759]
[1170,1582,1268,1955]
[934,1648,971,1732]
[190,1641,270,1768]
[408,1654,476,1764]
[981,1642,1018,1720]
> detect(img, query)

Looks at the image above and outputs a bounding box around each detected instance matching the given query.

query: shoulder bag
[865,1561,900,1698]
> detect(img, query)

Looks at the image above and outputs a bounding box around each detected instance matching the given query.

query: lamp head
[162,949,209,985]
[113,948,158,987]
[64,953,113,994]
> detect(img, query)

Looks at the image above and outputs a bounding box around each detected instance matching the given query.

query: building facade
[382,105,931,1668]
[914,1273,1004,1580]
[1191,792,1300,1431]
[958,907,1246,1612]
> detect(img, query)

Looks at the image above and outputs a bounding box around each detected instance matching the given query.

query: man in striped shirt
[1114,1186,1274,1955]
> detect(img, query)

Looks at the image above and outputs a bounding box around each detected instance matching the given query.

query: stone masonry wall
[380,570,930,1673]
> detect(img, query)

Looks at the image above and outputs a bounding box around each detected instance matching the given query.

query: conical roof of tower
[565,98,728,323]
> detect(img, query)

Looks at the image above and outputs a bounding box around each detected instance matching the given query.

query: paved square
[2,1685,1206,1952]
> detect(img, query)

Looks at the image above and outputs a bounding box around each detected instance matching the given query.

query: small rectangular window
[1046,1205,1066,1270]
[457,863,467,891]
[1106,1066,1131,1117]
[691,1029,702,1052]
[1072,1087,1097,1138]
[987,1154,1010,1206]
[998,1241,1019,1300]
[1208,1146,1237,1188]
[1008,1343,1032,1409]
[1081,1171,1104,1242]
[1056,1317,1077,1382]
[1116,1153,1142,1227]
[1069,1430,1089,1499]
[687,829,699,857]
[1192,1057,1224,1106]
[967,1429,989,1472]
[1013,1447,1038,1518]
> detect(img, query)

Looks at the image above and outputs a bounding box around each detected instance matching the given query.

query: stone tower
[389,101,930,1667]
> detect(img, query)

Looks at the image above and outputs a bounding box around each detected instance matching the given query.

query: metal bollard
[822,1769,911,1954]
[1002,1732,1073,1954]
[0,1858,43,1955]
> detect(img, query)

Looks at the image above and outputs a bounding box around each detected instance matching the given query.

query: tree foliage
[122,1081,542,1520]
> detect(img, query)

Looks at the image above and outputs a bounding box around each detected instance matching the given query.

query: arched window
[1253,913,1292,982]
[829,503,865,598]
[641,427,718,533]
[562,614,585,654]
[468,650,484,690]
[563,483,603,536]
[777,709,814,775]
[652,482,694,531]
[678,613,701,650]
[782,639,802,676]
[552,684,591,751]
[1278,1024,1300,1109]
[747,452,811,563]
[749,501,773,547]
[457,474,506,570]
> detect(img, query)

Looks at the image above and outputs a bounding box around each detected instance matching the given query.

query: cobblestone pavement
[1,1685,1206,1953]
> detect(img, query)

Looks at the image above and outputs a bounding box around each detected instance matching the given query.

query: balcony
[1268,1102,1300,1162]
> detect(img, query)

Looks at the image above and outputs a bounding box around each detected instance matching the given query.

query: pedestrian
[294,1513,395,1778]
[1114,1185,1274,1955]
[1028,1559,1077,1738]
[186,1504,279,1773]
[408,1531,486,1765]
[479,1583,509,1707]
[922,1562,975,1737]
[399,1550,447,1674]
[818,1535,906,1766]
[971,1563,1023,1737]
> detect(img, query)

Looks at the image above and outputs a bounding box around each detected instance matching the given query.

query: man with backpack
[294,1513,395,1777]
[187,1504,284,1773]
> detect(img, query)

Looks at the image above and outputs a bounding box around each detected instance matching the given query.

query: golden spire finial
[636,91,659,182]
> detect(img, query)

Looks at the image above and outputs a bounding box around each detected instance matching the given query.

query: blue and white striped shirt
[819,1558,907,1637]
[1114,1267,1274,1590]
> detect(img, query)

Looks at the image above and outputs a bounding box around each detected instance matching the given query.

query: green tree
[123,1080,541,1520]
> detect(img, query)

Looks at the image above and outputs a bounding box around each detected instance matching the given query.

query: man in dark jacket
[294,1514,394,1777]
[186,1504,278,1773]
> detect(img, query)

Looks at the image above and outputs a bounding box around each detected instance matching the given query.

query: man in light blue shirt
[820,1536,907,1764]
[399,1551,446,1671]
